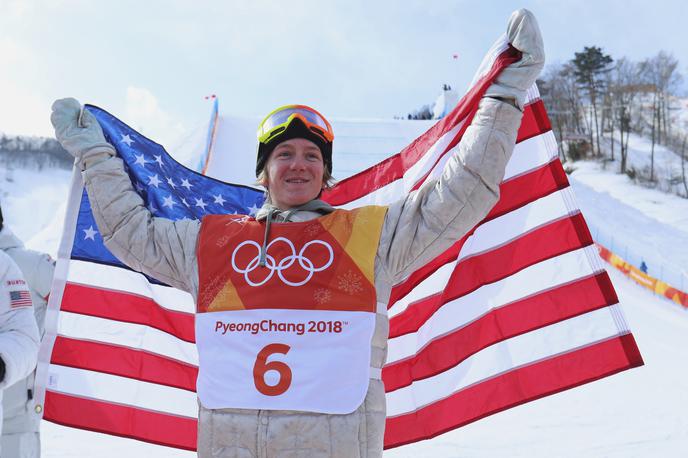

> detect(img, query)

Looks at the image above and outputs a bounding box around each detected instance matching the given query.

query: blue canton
[71,105,265,280]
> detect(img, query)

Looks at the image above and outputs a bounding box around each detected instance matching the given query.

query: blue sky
[0,0,685,148]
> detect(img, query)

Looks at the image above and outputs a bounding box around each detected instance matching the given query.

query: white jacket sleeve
[82,155,200,297]
[6,245,56,337]
[377,98,522,285]
[0,251,39,390]
[15,250,55,301]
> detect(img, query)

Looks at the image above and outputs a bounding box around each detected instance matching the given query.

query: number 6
[253,343,292,396]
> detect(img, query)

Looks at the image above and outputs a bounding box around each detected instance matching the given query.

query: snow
[568,134,688,291]
[674,96,688,133]
[3,129,688,456]
[572,176,688,291]
[571,159,688,232]
[433,88,460,119]
[0,166,71,256]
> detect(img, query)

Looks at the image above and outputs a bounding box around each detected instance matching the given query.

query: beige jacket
[80,97,522,457]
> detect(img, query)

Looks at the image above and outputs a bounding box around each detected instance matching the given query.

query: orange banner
[597,244,688,309]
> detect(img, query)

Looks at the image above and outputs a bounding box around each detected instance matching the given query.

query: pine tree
[571,46,613,157]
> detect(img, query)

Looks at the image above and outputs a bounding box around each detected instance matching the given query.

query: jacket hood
[0,227,25,251]
[255,199,335,222]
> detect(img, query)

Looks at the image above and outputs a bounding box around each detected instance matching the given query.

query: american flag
[35,38,643,451]
[10,290,33,308]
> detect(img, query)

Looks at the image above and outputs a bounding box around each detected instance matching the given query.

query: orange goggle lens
[257,105,334,144]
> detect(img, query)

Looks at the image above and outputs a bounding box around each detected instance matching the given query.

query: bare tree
[603,71,614,160]
[538,74,565,159]
[639,52,682,182]
[639,60,659,181]
[654,52,682,141]
[540,63,587,161]
[611,58,642,174]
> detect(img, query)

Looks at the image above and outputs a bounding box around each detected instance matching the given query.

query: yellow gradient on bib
[207,277,245,312]
[333,206,387,285]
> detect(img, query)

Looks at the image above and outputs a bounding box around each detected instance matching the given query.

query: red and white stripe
[35,41,642,452]
[39,256,199,449]
[325,78,641,447]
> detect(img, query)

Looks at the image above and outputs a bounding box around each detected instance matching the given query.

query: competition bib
[196,206,387,414]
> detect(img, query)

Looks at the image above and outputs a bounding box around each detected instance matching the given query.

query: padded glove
[485,9,545,110]
[51,98,116,169]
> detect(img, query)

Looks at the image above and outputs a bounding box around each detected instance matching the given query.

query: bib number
[253,343,292,396]
[196,309,375,413]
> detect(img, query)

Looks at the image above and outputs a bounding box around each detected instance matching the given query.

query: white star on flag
[154,155,165,167]
[148,174,161,188]
[181,198,190,207]
[194,198,207,211]
[83,226,97,241]
[181,179,193,190]
[213,194,226,206]
[248,203,259,216]
[120,134,134,147]
[162,195,176,209]
[134,154,148,167]
[167,177,177,189]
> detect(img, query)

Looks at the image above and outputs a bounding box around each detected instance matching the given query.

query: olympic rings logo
[231,237,334,287]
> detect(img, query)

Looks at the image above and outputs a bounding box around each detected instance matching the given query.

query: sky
[1,0,686,149]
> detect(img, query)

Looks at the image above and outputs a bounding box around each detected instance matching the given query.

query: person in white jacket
[50,9,544,457]
[0,206,55,458]
[0,251,40,457]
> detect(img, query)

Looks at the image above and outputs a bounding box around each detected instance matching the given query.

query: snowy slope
[570,161,688,291]
[571,159,688,232]
[0,166,71,256]
[602,132,687,197]
[674,96,688,134]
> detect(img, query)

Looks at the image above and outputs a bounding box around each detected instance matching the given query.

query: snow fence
[597,244,688,309]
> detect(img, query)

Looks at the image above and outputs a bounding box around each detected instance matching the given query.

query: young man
[51,9,544,457]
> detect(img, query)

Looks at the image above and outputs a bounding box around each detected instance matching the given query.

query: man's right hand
[51,98,116,169]
[485,9,545,110]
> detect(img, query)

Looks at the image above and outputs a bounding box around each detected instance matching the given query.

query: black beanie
[255,117,332,177]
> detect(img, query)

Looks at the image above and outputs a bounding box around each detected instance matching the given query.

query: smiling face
[263,138,325,210]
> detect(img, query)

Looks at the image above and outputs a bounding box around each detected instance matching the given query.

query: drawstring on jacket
[258,208,276,267]
[256,200,335,268]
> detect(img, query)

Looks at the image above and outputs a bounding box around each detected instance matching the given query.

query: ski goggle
[257,105,334,145]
